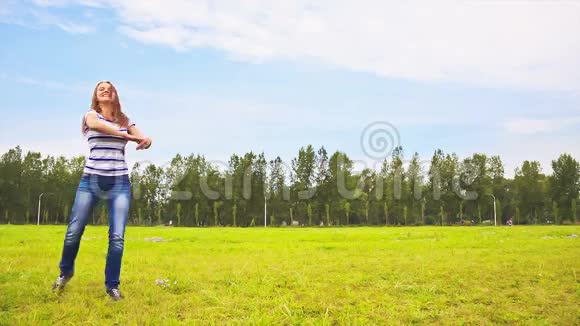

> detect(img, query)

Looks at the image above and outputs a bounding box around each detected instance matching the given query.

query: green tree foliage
[552,201,560,224]
[496,199,502,225]
[514,161,545,224]
[232,203,237,227]
[571,199,577,223]
[0,146,577,227]
[176,202,182,226]
[383,201,388,225]
[551,154,580,222]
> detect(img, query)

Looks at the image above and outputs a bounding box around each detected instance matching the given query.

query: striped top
[82,110,134,176]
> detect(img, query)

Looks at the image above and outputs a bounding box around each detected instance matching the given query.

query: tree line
[0,145,578,226]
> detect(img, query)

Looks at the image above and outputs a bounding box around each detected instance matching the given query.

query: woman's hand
[127,124,150,150]
[123,133,143,143]
[136,137,152,150]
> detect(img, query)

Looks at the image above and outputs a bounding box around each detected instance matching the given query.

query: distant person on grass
[52,81,152,301]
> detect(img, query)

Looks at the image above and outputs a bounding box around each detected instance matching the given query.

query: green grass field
[1,225,579,325]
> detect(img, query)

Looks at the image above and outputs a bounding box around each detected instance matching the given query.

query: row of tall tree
[0,146,578,226]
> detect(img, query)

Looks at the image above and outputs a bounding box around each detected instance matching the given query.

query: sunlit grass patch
[0,225,578,324]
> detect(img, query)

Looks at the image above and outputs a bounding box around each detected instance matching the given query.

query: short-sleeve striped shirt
[82,110,134,176]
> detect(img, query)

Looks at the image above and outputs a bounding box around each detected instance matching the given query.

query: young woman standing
[52,81,152,300]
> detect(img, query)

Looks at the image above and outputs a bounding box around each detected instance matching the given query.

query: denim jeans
[59,173,131,289]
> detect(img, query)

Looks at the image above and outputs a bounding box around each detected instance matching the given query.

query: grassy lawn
[0,225,579,325]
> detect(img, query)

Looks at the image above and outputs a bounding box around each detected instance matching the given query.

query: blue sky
[1,0,579,176]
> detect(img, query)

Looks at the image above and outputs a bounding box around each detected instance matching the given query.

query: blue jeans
[59,173,131,289]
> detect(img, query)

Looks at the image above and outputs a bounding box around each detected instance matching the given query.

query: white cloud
[64,0,580,92]
[17,0,580,91]
[13,74,90,92]
[54,20,94,34]
[504,117,580,135]
[31,0,104,8]
[31,0,70,6]
[0,2,97,34]
[31,11,95,34]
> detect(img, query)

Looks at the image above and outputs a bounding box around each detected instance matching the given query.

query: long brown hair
[90,81,129,127]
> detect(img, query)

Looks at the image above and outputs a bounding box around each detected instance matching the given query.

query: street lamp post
[37,192,45,225]
[37,192,55,225]
[487,194,497,226]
